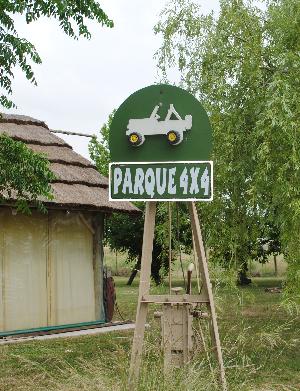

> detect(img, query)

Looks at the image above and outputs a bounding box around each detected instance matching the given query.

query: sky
[7,0,220,159]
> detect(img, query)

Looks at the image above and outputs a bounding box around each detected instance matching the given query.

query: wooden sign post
[109,84,227,390]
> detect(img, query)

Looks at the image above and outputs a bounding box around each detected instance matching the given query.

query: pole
[168,202,172,294]
[129,202,157,383]
[188,202,227,391]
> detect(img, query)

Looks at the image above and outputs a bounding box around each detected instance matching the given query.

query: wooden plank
[129,202,157,383]
[163,304,172,373]
[192,230,202,293]
[168,202,172,294]
[50,129,95,138]
[188,312,193,352]
[188,202,227,391]
[182,305,189,364]
[141,294,209,304]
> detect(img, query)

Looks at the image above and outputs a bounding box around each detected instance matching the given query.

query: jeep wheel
[167,130,182,145]
[128,132,145,146]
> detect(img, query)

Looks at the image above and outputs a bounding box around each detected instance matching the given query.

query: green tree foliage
[89,111,114,178]
[0,0,113,109]
[89,116,193,285]
[0,1,113,213]
[0,134,55,213]
[155,0,300,293]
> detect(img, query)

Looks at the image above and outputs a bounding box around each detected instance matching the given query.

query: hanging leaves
[155,0,300,293]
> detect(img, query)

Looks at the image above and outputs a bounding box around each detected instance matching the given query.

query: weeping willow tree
[155,0,300,292]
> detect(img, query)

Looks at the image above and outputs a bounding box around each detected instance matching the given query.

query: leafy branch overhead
[0,134,56,213]
[0,0,113,109]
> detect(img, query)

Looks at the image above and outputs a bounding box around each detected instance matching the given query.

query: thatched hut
[0,114,139,336]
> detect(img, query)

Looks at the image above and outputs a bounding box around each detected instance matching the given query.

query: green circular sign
[110,84,212,162]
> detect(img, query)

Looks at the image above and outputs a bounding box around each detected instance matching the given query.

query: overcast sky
[7,0,220,159]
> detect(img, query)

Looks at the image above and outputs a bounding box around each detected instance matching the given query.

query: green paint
[110,162,212,201]
[0,320,106,337]
[109,84,212,163]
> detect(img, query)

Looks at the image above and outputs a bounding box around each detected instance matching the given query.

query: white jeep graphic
[126,104,192,146]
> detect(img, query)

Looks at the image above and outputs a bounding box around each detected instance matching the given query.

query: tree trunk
[115,250,118,275]
[237,260,252,285]
[126,242,167,286]
[274,254,278,277]
[127,256,141,286]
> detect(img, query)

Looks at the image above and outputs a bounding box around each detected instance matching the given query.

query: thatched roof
[0,114,139,214]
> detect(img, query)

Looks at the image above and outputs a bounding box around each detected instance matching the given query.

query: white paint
[122,168,133,194]
[201,167,210,196]
[168,167,177,194]
[113,167,122,194]
[180,167,189,194]
[156,168,167,195]
[133,168,145,195]
[126,104,192,145]
[190,167,200,194]
[144,168,155,198]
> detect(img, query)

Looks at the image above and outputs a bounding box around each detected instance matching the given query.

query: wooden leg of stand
[129,202,157,384]
[163,304,172,374]
[188,202,227,391]
[130,301,149,380]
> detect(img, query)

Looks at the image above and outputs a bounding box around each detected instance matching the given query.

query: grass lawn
[0,276,299,390]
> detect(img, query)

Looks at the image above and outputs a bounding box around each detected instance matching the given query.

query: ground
[0,271,299,391]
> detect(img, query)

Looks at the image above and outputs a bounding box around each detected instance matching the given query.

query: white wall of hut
[0,207,105,333]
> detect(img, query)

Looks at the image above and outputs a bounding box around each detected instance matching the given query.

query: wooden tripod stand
[129,201,227,391]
